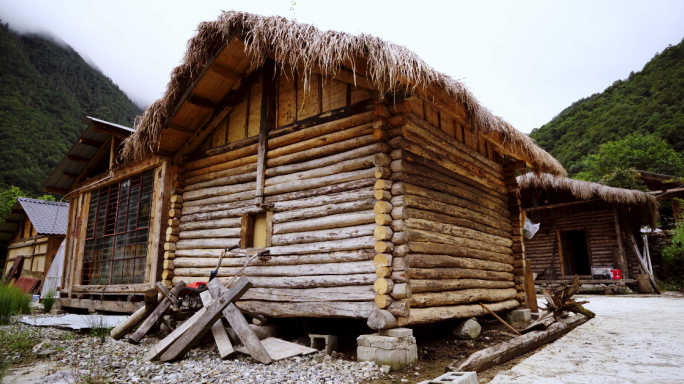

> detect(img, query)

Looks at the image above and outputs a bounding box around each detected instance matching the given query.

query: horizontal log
[178,228,241,239]
[411,288,517,308]
[271,224,376,246]
[237,300,376,319]
[265,155,376,187]
[376,214,393,225]
[266,134,377,169]
[409,299,520,324]
[185,171,256,193]
[375,241,394,254]
[174,260,374,277]
[374,201,393,214]
[179,217,242,231]
[374,190,392,200]
[374,253,392,268]
[374,278,394,294]
[411,279,516,293]
[374,226,393,240]
[180,190,256,209]
[181,205,262,223]
[185,163,258,188]
[374,179,393,190]
[407,240,514,265]
[176,238,239,250]
[265,236,376,255]
[375,294,392,309]
[240,285,375,302]
[389,300,411,318]
[182,199,253,215]
[173,274,378,288]
[389,159,507,209]
[410,267,514,281]
[405,217,511,248]
[403,228,512,257]
[392,257,408,271]
[367,309,398,330]
[273,211,375,235]
[395,184,510,229]
[266,121,376,160]
[408,254,513,272]
[183,181,256,202]
[391,283,412,299]
[264,168,376,196]
[174,249,374,261]
[393,244,409,258]
[399,195,511,233]
[273,199,374,224]
[266,178,375,204]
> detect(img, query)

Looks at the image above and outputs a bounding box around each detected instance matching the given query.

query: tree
[0,186,28,219]
[574,134,684,189]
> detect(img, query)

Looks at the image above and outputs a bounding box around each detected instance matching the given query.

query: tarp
[19,314,128,330]
[41,240,65,298]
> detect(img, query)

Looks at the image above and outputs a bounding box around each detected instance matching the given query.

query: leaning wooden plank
[129,282,186,344]
[146,305,208,361]
[207,279,272,364]
[111,290,158,340]
[409,299,520,324]
[447,314,591,372]
[160,278,252,362]
[199,290,236,359]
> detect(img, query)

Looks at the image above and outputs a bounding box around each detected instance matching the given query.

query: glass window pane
[86,193,98,239]
[115,179,130,233]
[127,183,141,232]
[95,189,108,238]
[137,170,154,229]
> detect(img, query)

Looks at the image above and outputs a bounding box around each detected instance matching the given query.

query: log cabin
[636,170,684,226]
[52,11,567,327]
[517,173,659,289]
[0,198,68,291]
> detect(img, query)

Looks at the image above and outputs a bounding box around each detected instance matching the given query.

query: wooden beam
[255,59,277,205]
[612,205,629,280]
[167,124,194,135]
[175,67,264,160]
[522,199,601,212]
[62,172,80,179]
[67,155,90,164]
[45,187,69,195]
[211,64,241,81]
[92,124,130,140]
[187,95,219,110]
[78,137,103,147]
[3,220,21,224]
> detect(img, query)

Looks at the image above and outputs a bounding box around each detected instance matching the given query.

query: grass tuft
[43,289,57,313]
[0,285,32,325]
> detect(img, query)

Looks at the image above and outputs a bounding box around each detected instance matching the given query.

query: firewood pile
[522,275,595,334]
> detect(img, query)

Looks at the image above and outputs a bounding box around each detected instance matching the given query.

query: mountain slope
[529,38,684,176]
[0,21,141,194]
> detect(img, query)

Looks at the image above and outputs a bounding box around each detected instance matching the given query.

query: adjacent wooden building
[517,173,659,286]
[49,12,566,327]
[0,198,68,290]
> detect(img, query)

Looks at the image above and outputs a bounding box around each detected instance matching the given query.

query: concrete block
[378,327,413,337]
[505,309,531,324]
[357,333,417,370]
[418,371,478,384]
[309,334,338,355]
[452,318,481,340]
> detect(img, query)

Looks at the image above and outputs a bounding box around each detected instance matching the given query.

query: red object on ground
[14,276,40,293]
[610,269,622,280]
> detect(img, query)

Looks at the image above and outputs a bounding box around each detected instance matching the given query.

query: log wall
[525,209,641,278]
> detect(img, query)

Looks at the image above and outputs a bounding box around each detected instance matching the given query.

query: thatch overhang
[121,11,565,176]
[517,173,660,227]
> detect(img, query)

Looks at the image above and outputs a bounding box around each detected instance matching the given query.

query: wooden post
[612,205,629,279]
[255,60,277,206]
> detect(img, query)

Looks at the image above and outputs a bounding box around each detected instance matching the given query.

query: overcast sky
[2,0,683,133]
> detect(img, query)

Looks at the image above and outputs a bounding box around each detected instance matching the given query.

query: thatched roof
[121,11,565,176]
[517,173,659,226]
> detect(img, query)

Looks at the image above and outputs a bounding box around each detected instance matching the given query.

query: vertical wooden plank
[350,84,371,105]
[463,127,477,151]
[199,290,236,359]
[478,135,487,157]
[72,193,89,295]
[455,122,464,143]
[147,161,171,285]
[277,69,296,127]
[612,205,630,280]
[556,230,564,277]
[247,74,263,137]
[212,119,226,148]
[252,212,267,248]
[240,214,254,249]
[409,98,423,118]
[255,60,276,206]
[425,104,439,128]
[440,113,455,137]
[322,77,347,112]
[264,211,274,248]
[345,83,352,106]
[297,73,319,120]
[227,97,247,143]
[61,197,77,293]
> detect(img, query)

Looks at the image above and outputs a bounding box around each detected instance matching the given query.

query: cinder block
[418,371,478,384]
[378,327,413,337]
[505,309,531,324]
[357,333,417,370]
[309,334,338,355]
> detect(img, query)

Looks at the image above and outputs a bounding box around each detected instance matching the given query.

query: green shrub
[42,289,56,313]
[0,285,32,324]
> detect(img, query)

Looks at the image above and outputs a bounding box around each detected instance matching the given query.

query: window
[82,170,154,285]
[240,212,272,249]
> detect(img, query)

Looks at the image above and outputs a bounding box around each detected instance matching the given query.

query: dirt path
[489,294,684,384]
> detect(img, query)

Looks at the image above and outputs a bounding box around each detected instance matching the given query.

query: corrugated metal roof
[40,117,134,194]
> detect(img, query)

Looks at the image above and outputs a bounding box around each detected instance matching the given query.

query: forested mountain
[0,21,141,194]
[530,38,684,176]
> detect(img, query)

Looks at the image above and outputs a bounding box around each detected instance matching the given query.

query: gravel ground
[1,317,386,384]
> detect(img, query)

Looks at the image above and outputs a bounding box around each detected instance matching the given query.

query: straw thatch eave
[517,173,660,227]
[121,11,565,176]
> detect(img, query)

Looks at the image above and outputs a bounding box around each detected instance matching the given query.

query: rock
[452,318,481,340]
[381,365,391,374]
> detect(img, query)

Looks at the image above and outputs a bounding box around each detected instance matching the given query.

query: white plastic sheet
[19,314,128,330]
[41,240,65,298]
[523,217,540,239]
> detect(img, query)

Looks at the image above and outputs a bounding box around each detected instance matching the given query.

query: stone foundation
[357,328,417,370]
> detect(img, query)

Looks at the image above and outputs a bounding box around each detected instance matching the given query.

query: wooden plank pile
[522,275,594,333]
[110,277,274,363]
